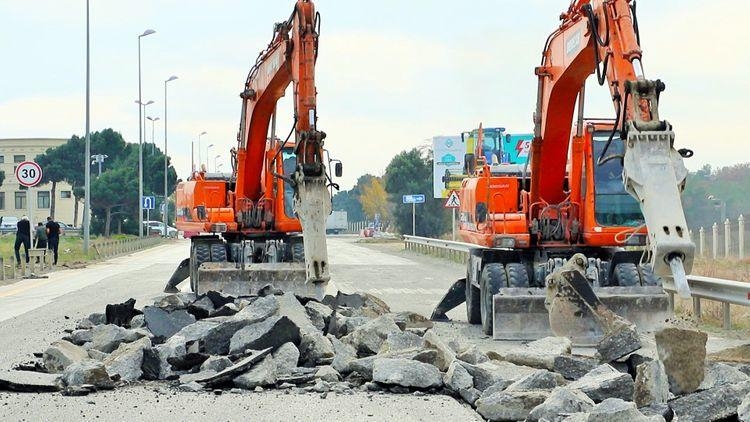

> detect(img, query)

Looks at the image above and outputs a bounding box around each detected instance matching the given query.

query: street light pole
[206,144,214,171]
[147,116,160,155]
[214,154,220,172]
[137,28,156,238]
[84,0,91,253]
[197,131,207,170]
[164,75,177,238]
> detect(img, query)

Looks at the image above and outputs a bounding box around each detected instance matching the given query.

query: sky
[1,0,748,191]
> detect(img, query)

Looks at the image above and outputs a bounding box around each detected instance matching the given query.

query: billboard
[432,136,464,199]
[502,133,533,164]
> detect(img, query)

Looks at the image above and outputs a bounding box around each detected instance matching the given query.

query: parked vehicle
[57,222,81,236]
[326,211,348,235]
[0,216,19,234]
[144,221,177,237]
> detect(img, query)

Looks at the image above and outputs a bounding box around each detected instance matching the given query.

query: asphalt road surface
[0,237,482,422]
[1,235,743,421]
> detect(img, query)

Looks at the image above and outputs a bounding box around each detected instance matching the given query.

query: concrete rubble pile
[2,291,750,422]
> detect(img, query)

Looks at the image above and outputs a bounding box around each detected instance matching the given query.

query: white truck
[326,210,347,235]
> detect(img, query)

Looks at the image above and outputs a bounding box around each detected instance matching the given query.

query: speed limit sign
[15,161,43,187]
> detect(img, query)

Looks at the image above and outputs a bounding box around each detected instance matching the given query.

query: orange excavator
[165,0,339,299]
[433,0,694,351]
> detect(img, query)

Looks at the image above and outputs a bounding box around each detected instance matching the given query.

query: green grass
[0,233,137,265]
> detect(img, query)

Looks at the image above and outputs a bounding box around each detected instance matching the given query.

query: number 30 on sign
[15,161,43,187]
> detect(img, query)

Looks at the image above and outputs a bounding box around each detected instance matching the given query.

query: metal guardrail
[404,235,750,329]
[92,236,165,259]
[403,235,473,264]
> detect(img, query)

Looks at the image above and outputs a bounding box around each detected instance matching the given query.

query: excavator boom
[167,0,331,298]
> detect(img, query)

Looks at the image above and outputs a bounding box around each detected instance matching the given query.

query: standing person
[14,216,31,268]
[45,216,61,266]
[35,222,48,263]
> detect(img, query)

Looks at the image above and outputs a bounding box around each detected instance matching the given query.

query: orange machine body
[458,120,647,252]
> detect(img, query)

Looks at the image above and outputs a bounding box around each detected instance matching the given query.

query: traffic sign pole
[412,202,416,236]
[28,187,34,247]
[452,208,456,241]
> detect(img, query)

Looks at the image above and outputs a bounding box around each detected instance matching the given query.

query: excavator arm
[235,0,330,286]
[533,0,693,296]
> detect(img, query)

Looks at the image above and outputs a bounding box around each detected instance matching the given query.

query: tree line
[333,149,750,238]
[333,147,450,238]
[33,129,178,236]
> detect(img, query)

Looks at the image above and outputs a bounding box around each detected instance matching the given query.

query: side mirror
[334,162,343,178]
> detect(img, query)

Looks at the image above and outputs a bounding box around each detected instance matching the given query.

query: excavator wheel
[210,243,228,262]
[466,277,481,325]
[613,263,640,287]
[506,263,530,288]
[292,242,305,263]
[480,263,506,335]
[190,243,212,292]
[639,264,662,286]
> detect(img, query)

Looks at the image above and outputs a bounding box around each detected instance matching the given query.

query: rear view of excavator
[166,0,338,299]
[433,0,695,351]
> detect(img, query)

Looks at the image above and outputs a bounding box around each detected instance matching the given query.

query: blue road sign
[402,194,426,204]
[142,196,156,210]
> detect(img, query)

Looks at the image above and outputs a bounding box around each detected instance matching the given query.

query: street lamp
[214,154,221,172]
[206,143,214,171]
[137,28,156,238]
[707,195,727,222]
[164,75,178,237]
[146,116,160,154]
[91,154,108,176]
[196,131,207,171]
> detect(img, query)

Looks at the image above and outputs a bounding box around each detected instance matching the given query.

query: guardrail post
[699,227,705,257]
[692,297,701,320]
[723,303,731,329]
[725,219,731,258]
[739,215,745,260]
[712,223,719,259]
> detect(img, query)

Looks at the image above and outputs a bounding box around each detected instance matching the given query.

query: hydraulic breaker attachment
[164,258,191,293]
[293,165,331,296]
[622,80,695,298]
[430,278,467,321]
[545,254,641,361]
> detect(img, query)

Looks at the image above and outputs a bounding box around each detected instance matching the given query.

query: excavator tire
[292,242,305,263]
[506,263,530,288]
[190,243,211,292]
[639,264,661,286]
[466,277,481,325]
[480,263,506,335]
[210,243,228,262]
[613,263,640,287]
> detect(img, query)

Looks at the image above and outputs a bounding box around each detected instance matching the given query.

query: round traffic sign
[15,161,43,187]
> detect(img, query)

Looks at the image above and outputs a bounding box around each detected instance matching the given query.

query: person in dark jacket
[34,222,48,264]
[15,216,31,267]
[45,216,61,265]
[35,222,47,249]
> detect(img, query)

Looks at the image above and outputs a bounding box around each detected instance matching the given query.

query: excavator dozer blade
[492,286,668,345]
[164,258,191,293]
[430,278,467,321]
[196,262,325,299]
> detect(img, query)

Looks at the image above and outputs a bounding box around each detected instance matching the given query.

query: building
[0,138,78,226]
